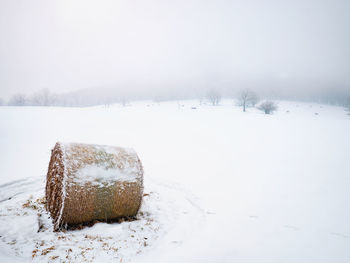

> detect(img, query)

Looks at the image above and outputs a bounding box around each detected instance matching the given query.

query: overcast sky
[0,0,349,100]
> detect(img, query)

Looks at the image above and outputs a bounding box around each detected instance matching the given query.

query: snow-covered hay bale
[46,142,143,231]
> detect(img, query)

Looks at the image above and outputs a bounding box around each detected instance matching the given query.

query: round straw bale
[46,142,143,231]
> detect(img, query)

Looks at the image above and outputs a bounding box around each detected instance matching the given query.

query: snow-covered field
[0,100,349,263]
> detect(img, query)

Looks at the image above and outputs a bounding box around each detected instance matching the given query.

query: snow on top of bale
[74,165,139,187]
[59,142,142,187]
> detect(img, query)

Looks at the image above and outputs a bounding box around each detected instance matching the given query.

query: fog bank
[1,0,349,102]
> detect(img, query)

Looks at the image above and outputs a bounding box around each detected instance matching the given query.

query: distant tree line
[6,89,56,106]
[1,88,349,115]
[3,88,125,107]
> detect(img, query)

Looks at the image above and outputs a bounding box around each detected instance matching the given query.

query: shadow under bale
[46,142,144,231]
[63,216,139,231]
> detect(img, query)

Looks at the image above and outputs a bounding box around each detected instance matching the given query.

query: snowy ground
[0,100,349,262]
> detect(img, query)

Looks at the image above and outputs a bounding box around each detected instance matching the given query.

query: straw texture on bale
[46,142,144,231]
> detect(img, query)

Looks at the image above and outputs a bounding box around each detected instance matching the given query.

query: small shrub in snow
[258,101,277,114]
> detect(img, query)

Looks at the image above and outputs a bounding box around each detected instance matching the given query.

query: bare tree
[8,93,27,106]
[237,89,259,112]
[258,101,278,114]
[207,89,221,106]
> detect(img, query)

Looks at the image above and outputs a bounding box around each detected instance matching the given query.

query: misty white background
[0,0,349,101]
